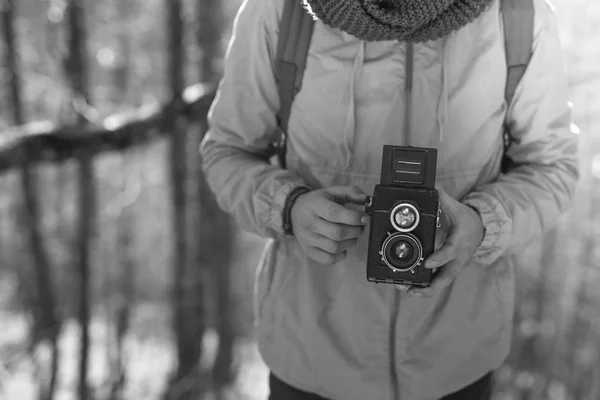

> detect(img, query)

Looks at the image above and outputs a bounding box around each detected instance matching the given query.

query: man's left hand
[407,187,485,298]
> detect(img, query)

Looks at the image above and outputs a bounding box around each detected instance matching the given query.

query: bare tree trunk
[75,155,95,400]
[168,6,186,376]
[568,253,593,396]
[197,0,222,83]
[525,228,559,400]
[209,201,236,391]
[108,174,137,400]
[107,2,135,398]
[65,0,91,109]
[43,3,75,362]
[3,2,61,400]
[511,247,542,400]
[539,228,564,395]
[1,0,23,124]
[66,1,94,399]
[182,122,208,397]
[196,0,237,392]
[113,0,131,105]
[20,158,61,400]
[165,1,203,399]
[570,176,599,400]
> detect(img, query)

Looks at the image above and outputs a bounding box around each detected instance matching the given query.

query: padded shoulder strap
[502,0,535,106]
[500,0,534,173]
[271,0,314,168]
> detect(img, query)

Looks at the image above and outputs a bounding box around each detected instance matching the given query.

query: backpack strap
[501,0,535,172]
[271,0,315,169]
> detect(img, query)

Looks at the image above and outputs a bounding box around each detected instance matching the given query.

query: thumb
[325,186,367,205]
[436,186,459,215]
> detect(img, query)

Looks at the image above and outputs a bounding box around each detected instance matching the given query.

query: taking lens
[391,240,414,261]
[381,232,423,273]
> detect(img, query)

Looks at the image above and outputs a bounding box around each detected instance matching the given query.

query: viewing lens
[394,207,416,228]
[390,203,420,232]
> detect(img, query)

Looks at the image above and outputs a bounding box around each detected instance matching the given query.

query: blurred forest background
[0,0,599,400]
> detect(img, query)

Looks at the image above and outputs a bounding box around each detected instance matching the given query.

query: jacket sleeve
[199,0,309,239]
[461,0,580,263]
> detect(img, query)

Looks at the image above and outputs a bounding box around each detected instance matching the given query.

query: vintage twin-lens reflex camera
[365,145,441,288]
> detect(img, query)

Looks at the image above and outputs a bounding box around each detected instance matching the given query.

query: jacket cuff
[461,191,513,265]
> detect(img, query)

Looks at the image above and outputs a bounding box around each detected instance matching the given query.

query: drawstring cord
[437,34,452,143]
[343,40,365,169]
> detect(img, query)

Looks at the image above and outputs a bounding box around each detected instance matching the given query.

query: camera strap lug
[436,206,442,228]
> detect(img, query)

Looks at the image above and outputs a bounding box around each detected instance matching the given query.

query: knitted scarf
[303,0,494,43]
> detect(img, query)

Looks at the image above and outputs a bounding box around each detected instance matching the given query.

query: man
[200,0,579,398]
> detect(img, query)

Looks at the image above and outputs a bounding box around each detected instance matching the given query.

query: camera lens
[390,203,419,232]
[391,240,414,261]
[381,232,423,273]
[394,208,415,228]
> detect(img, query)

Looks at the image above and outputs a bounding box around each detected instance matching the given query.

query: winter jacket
[200,0,579,398]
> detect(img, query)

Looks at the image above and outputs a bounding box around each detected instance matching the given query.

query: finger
[307,247,347,266]
[313,219,365,241]
[434,226,448,252]
[309,235,358,255]
[315,199,367,226]
[408,259,462,298]
[325,186,367,206]
[424,231,459,269]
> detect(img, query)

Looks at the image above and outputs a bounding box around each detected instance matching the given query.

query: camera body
[365,145,441,287]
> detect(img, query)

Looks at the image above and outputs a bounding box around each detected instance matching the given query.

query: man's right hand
[290,186,370,266]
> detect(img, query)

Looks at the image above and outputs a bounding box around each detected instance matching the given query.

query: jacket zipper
[390,42,414,400]
[389,289,401,400]
[404,43,414,145]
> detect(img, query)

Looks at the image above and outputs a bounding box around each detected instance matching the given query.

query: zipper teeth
[390,293,401,399]
[404,43,414,144]
[391,41,414,400]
